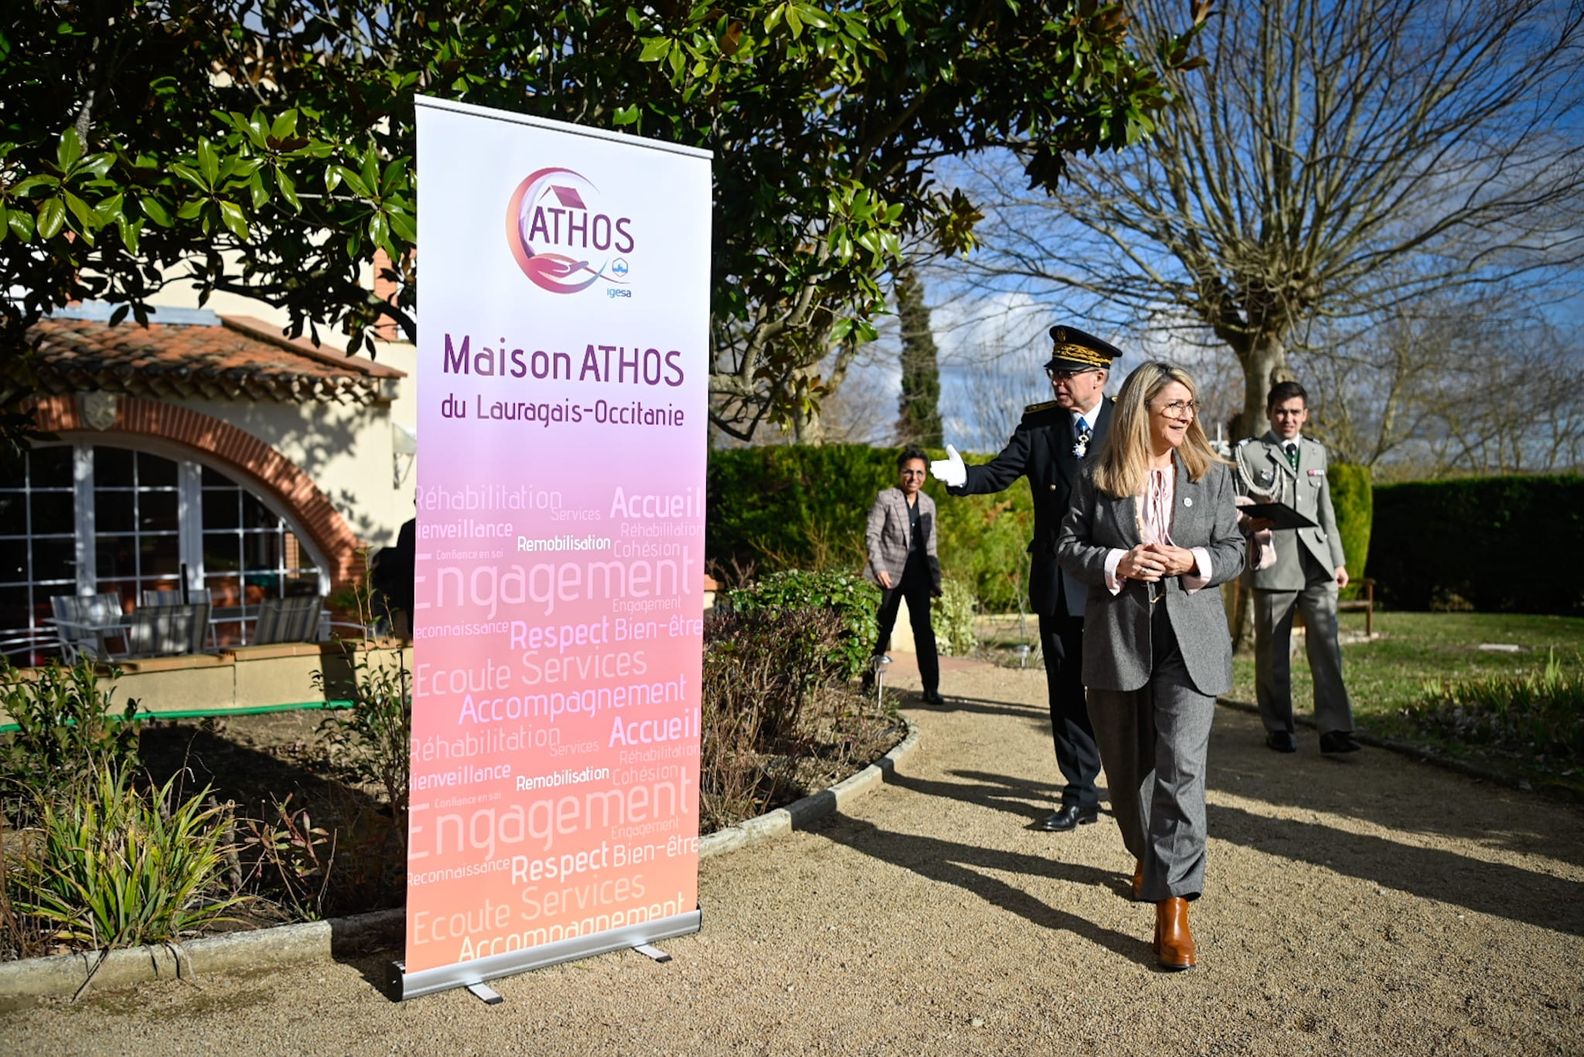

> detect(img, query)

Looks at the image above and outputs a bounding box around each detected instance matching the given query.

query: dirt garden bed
[52,687,908,944]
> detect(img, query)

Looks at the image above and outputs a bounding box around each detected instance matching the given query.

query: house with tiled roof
[1,298,417,657]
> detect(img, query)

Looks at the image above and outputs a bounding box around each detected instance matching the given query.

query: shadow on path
[1208,801,1584,936]
[1211,709,1582,861]
[813,811,1148,965]
[879,766,1116,831]
[904,692,1049,726]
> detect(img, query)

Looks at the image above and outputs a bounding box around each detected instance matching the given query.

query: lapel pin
[1183,496,1193,507]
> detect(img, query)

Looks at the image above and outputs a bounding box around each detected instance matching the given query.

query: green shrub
[0,659,139,824]
[315,646,411,846]
[1403,649,1583,762]
[9,766,246,951]
[932,490,1033,614]
[707,444,1035,611]
[1327,462,1373,598]
[1372,474,1584,613]
[724,569,880,681]
[935,578,978,657]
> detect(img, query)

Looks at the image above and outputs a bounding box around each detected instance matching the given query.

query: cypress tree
[895,262,943,446]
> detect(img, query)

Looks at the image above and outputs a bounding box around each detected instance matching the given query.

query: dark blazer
[1055,460,1245,695]
[863,487,940,590]
[949,398,1113,617]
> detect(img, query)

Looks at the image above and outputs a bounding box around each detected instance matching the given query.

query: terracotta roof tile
[22,310,404,405]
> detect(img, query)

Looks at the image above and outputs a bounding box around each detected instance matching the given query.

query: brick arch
[31,394,366,591]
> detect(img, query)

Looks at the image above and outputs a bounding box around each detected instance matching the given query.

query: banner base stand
[633,943,673,963]
[388,907,702,1001]
[465,982,504,1005]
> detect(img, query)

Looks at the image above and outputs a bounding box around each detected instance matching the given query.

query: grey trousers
[1086,612,1215,902]
[1253,556,1355,736]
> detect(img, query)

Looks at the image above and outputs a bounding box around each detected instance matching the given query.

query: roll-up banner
[396,97,710,1001]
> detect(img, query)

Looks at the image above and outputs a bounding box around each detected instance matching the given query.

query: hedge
[1369,474,1584,614]
[707,444,1034,612]
[1327,462,1373,597]
[711,447,1572,616]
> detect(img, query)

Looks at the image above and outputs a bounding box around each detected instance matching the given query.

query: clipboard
[1240,502,1317,530]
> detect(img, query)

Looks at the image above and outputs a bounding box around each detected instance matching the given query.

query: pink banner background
[410,102,709,975]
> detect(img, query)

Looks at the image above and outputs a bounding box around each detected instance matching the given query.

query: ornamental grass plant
[8,766,246,953]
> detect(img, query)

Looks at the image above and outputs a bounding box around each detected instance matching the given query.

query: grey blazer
[1056,461,1245,696]
[1233,433,1346,591]
[864,487,939,587]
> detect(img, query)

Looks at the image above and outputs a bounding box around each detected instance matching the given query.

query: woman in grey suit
[863,446,942,703]
[1056,363,1245,970]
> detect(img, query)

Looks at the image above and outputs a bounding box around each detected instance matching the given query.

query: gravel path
[6,653,1582,1056]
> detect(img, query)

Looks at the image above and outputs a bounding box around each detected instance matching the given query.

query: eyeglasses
[1046,367,1100,381]
[1152,399,1200,418]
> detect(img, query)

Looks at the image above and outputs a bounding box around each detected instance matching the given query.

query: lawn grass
[1228,610,1584,798]
[976,609,1584,798]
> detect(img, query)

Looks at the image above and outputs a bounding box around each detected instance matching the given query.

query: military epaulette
[1020,399,1064,424]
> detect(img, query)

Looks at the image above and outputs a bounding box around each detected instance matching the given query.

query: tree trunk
[788,366,825,445]
[1228,329,1288,652]
[1232,332,1288,443]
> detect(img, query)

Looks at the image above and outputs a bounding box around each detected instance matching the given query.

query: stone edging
[0,718,920,1002]
[700,717,920,860]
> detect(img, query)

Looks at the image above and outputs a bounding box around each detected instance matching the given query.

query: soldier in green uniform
[1233,380,1360,755]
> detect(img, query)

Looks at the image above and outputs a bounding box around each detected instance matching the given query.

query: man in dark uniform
[930,325,1117,830]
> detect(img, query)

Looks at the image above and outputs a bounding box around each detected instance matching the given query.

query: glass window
[30,538,75,583]
[0,493,25,536]
[0,442,325,653]
[0,446,79,663]
[202,489,239,529]
[28,490,74,534]
[29,446,73,487]
[95,489,135,532]
[93,446,133,486]
[138,490,178,528]
[137,451,178,487]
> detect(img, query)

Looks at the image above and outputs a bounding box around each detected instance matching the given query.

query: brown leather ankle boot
[1155,897,1196,970]
[1131,860,1144,901]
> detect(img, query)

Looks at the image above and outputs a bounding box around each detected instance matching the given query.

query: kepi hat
[1045,325,1119,374]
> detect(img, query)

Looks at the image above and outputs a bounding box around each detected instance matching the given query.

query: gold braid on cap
[1050,341,1111,368]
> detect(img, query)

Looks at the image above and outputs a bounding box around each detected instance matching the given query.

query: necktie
[1074,418,1092,457]
[1284,442,1299,471]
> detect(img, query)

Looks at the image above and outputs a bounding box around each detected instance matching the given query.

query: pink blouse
[1102,467,1212,595]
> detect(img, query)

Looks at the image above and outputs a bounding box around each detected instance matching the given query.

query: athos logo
[505,167,634,296]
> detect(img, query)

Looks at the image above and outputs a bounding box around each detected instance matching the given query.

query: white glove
[930,444,966,487]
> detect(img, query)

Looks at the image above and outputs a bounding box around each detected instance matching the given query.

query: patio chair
[142,588,217,647]
[0,627,64,667]
[49,593,126,662]
[252,595,323,645]
[123,602,211,658]
[141,588,214,606]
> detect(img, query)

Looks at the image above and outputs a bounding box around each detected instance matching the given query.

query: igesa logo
[504,167,634,296]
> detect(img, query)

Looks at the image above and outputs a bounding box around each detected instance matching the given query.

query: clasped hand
[1120,542,1195,581]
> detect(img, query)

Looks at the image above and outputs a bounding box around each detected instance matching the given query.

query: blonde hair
[1092,362,1224,499]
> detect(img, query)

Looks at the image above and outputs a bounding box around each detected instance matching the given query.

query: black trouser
[1038,609,1101,811]
[872,555,938,694]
